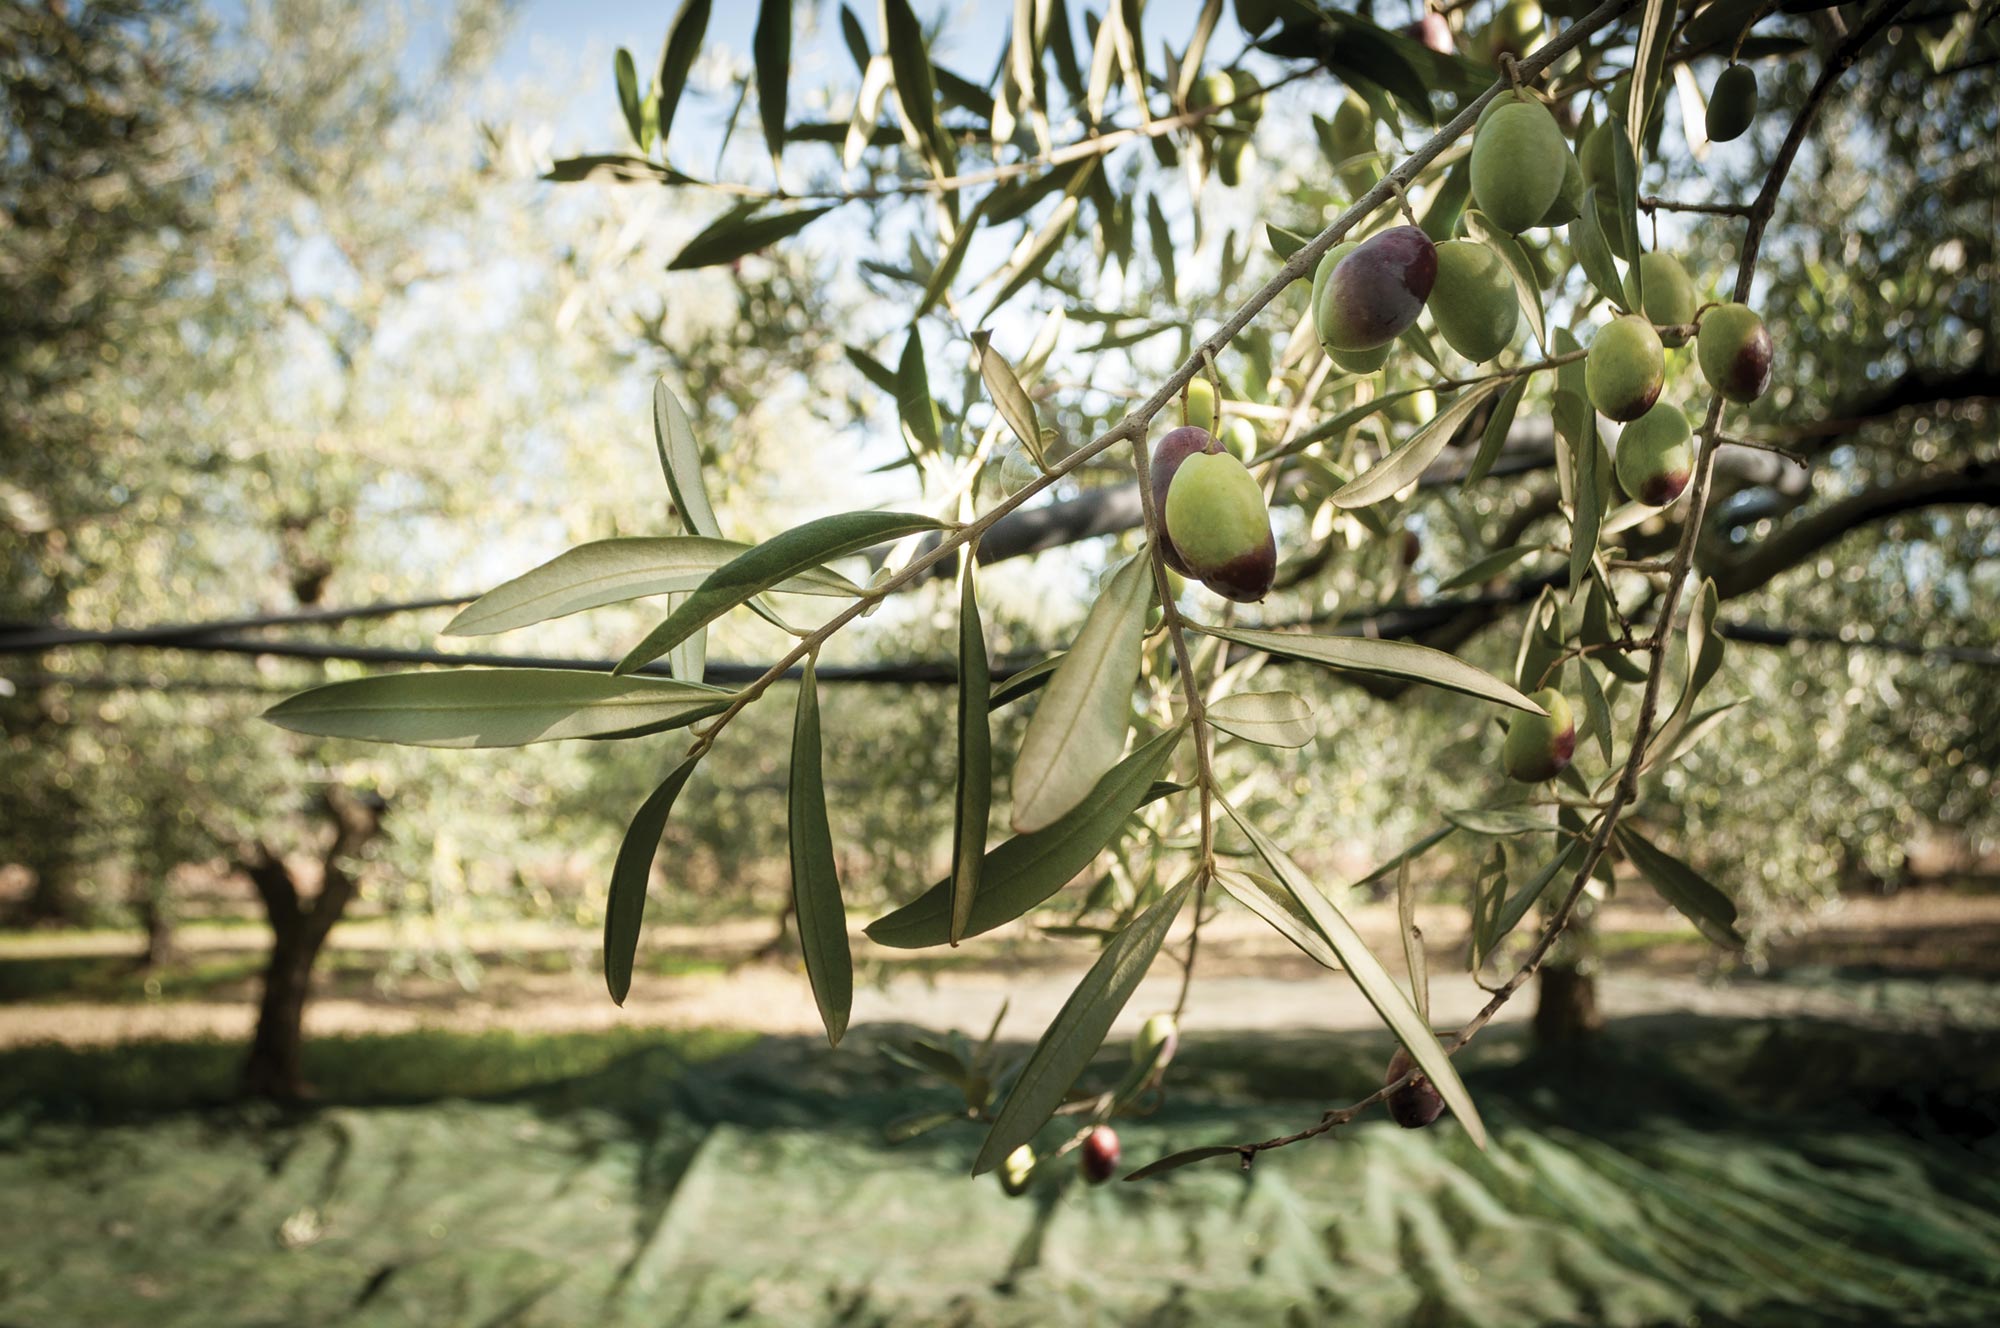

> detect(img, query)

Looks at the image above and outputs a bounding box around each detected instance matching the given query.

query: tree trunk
[236,789,383,1101]
[137,891,178,970]
[242,906,322,1101]
[1533,963,1603,1045]
[1533,904,1605,1047]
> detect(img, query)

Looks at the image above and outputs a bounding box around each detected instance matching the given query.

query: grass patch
[0,1025,756,1120]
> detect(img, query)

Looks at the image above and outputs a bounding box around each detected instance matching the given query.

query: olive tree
[270,0,1994,1178]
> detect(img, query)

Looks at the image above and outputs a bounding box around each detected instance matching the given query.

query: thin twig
[1639,194,1753,216]
[612,65,1323,207]
[1716,432,1810,468]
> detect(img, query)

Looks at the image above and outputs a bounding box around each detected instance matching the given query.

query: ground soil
[5,887,1996,1049]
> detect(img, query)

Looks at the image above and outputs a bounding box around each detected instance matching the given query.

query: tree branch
[1706,457,2000,599]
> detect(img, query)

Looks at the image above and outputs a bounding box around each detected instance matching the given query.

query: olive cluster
[1157,4,1774,789]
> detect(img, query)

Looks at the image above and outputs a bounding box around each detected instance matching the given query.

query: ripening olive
[1229,71,1266,121]
[1685,0,1764,48]
[1165,452,1278,602]
[1184,377,1219,434]
[1430,240,1519,364]
[1706,64,1758,143]
[1150,425,1224,574]
[1614,402,1694,506]
[1080,1125,1121,1184]
[1133,1012,1180,1072]
[1470,99,1568,233]
[1000,1144,1037,1197]
[1503,688,1576,782]
[1475,0,1543,66]
[1215,130,1255,187]
[1697,302,1773,403]
[1222,416,1258,463]
[1313,241,1393,374]
[1586,315,1666,422]
[1314,225,1438,354]
[1631,253,1697,344]
[1406,11,1455,55]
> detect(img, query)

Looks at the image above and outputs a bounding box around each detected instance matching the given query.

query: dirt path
[5,889,1997,1049]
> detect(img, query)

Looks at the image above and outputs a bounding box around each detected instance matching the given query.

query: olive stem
[1716,432,1810,468]
[638,64,1325,207]
[1639,194,1752,217]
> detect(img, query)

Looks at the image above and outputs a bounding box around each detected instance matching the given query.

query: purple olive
[1384,1047,1446,1129]
[1080,1125,1121,1184]
[1405,12,1455,55]
[1314,225,1438,354]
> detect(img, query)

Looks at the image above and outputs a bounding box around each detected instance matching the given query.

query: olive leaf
[655,0,714,158]
[615,48,645,147]
[1328,379,1506,508]
[1445,806,1558,837]
[1010,553,1152,833]
[982,188,1083,321]
[788,657,853,1045]
[1437,541,1539,593]
[1607,116,1644,305]
[971,872,1193,1175]
[653,380,723,538]
[916,194,987,318]
[264,670,731,749]
[668,203,837,270]
[615,511,943,674]
[1196,623,1543,714]
[1618,825,1744,946]
[1565,654,1608,757]
[988,654,1061,710]
[1481,840,1580,960]
[1649,578,1726,760]
[897,325,943,453]
[950,555,993,945]
[880,0,951,171]
[972,332,1042,466]
[1124,1145,1243,1181]
[1152,196,1180,300]
[1572,188,1631,314]
[1213,867,1339,970]
[1563,400,1603,597]
[867,726,1183,948]
[444,537,858,637]
[1629,0,1676,163]
[605,753,703,1004]
[753,0,792,171]
[1221,796,1487,1149]
[1462,375,1527,486]
[1205,690,1316,748]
